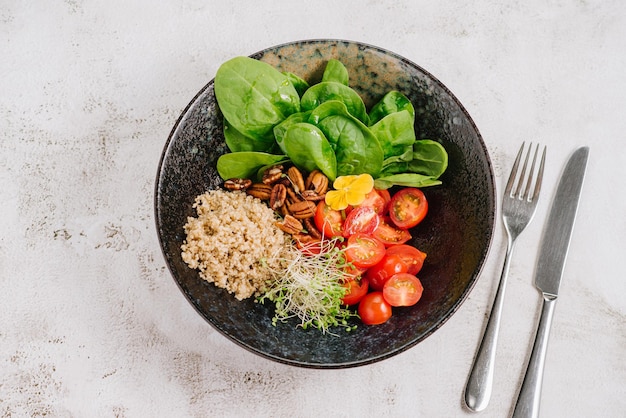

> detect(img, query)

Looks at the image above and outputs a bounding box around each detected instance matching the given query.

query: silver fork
[464,142,546,412]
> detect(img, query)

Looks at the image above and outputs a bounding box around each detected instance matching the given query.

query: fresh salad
[213,56,448,333]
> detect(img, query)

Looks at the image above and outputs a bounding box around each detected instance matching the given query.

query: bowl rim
[154,38,496,368]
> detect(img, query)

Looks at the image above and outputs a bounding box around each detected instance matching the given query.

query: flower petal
[325,189,349,210]
[351,174,375,194]
[345,189,367,206]
[333,175,357,191]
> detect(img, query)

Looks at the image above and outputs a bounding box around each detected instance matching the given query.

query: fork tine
[505,142,525,197]
[521,144,539,200]
[514,142,532,198]
[530,146,546,201]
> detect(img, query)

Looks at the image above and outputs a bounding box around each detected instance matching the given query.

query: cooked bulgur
[181,189,289,300]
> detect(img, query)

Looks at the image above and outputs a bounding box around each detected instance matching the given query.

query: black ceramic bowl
[155,39,495,368]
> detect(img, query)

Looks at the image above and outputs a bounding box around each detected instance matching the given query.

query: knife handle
[512,295,557,418]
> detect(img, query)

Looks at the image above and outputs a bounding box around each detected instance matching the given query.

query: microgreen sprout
[258,237,359,335]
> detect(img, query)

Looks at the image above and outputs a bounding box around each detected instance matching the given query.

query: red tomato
[345,233,386,268]
[385,245,426,275]
[314,201,344,237]
[365,253,409,291]
[358,291,393,325]
[382,273,423,307]
[341,277,369,306]
[344,263,368,279]
[342,206,380,238]
[376,188,391,213]
[388,188,428,229]
[372,219,412,246]
[352,189,388,215]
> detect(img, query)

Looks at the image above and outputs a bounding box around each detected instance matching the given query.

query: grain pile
[181,189,290,300]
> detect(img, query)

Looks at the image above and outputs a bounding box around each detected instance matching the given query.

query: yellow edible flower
[325,174,374,210]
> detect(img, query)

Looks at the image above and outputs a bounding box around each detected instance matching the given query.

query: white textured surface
[1,1,625,417]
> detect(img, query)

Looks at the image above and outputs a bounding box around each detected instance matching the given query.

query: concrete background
[1,1,624,417]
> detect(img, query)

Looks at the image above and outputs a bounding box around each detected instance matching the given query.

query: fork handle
[464,240,515,412]
[512,295,557,418]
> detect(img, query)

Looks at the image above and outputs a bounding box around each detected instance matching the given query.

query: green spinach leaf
[410,139,449,177]
[216,152,288,181]
[223,118,277,153]
[215,56,300,142]
[310,101,383,177]
[282,123,337,180]
[381,147,414,168]
[283,71,310,97]
[380,140,448,178]
[368,91,415,125]
[373,173,442,190]
[273,111,312,154]
[321,59,349,85]
[369,109,416,159]
[301,81,369,125]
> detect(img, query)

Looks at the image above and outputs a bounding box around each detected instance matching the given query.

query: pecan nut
[275,215,303,235]
[305,169,329,195]
[288,200,317,219]
[301,190,325,201]
[303,218,322,239]
[269,183,287,210]
[286,166,306,193]
[278,203,291,217]
[245,183,272,200]
[262,165,284,185]
[286,186,302,204]
[292,233,318,246]
[223,178,252,191]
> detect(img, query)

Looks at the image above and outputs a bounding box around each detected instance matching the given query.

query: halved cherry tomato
[382,273,423,307]
[345,233,386,268]
[385,245,426,275]
[388,188,428,229]
[365,253,409,291]
[352,189,389,215]
[341,277,369,306]
[358,291,393,325]
[372,218,412,246]
[314,201,344,238]
[376,188,391,213]
[342,206,379,238]
[344,263,368,279]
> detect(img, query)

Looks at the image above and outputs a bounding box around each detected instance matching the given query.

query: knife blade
[512,146,589,418]
[534,146,589,296]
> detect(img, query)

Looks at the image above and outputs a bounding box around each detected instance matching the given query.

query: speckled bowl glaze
[155,39,496,368]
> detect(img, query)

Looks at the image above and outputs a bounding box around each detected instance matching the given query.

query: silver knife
[512,146,589,418]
